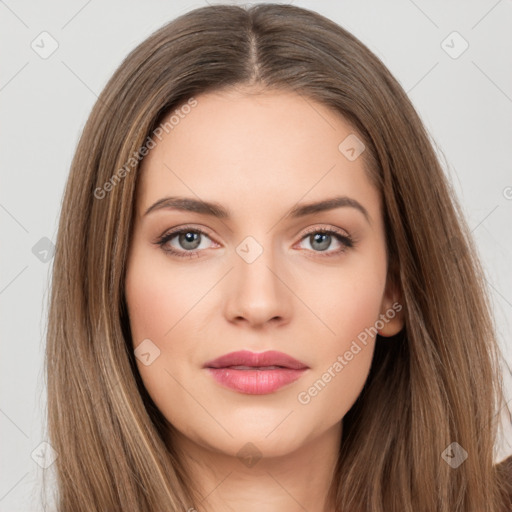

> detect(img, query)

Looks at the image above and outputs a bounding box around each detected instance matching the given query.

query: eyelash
[154,224,355,259]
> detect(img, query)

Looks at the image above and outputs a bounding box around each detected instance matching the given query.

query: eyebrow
[144,195,371,224]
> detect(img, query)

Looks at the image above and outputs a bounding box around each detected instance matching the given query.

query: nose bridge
[224,233,291,326]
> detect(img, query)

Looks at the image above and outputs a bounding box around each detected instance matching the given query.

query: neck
[170,422,342,512]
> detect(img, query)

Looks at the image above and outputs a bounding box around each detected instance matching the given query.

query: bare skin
[125,87,404,512]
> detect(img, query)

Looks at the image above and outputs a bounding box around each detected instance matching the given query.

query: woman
[45,4,512,511]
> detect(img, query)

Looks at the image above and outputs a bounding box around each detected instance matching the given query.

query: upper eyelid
[299,225,351,238]
[160,225,217,243]
[161,223,350,238]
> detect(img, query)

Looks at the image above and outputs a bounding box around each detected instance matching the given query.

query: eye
[154,225,355,259]
[296,227,354,257]
[155,226,217,258]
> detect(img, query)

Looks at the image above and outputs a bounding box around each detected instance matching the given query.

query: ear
[377,274,404,337]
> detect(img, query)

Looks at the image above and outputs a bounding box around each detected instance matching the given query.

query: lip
[203,350,309,395]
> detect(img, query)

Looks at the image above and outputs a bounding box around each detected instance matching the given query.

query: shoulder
[495,454,512,511]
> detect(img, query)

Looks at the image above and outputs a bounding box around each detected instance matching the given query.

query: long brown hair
[44,4,512,511]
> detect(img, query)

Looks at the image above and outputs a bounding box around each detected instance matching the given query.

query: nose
[223,243,292,328]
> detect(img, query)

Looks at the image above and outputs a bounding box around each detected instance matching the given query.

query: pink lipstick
[203,350,309,395]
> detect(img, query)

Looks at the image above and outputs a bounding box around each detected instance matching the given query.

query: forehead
[137,88,380,222]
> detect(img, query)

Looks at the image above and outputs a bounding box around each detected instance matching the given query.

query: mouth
[203,350,309,395]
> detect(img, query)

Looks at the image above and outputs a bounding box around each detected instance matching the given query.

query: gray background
[1,0,511,509]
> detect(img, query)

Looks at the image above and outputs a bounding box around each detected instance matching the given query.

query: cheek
[125,251,201,343]
[294,252,386,409]
[295,280,383,423]
[124,250,212,402]
[125,253,194,425]
[297,252,387,345]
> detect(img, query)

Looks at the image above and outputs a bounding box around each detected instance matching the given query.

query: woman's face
[125,87,403,458]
